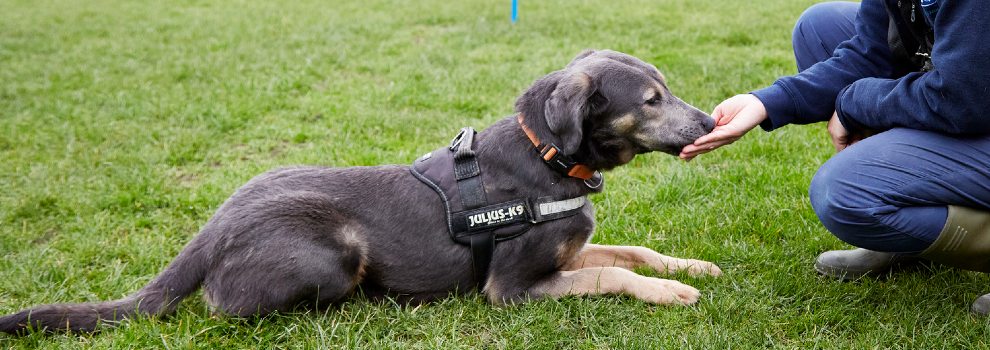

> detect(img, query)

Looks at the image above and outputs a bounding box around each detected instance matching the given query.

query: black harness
[410,127,590,289]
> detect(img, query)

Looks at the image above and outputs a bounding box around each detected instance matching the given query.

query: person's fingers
[681,141,721,156]
[679,138,736,159]
[692,131,733,148]
[680,149,703,161]
[679,141,730,161]
[684,124,747,157]
[837,134,865,152]
[711,99,740,127]
[830,134,846,152]
[679,144,705,158]
[691,132,721,147]
[826,110,850,153]
[684,94,766,161]
[711,105,730,127]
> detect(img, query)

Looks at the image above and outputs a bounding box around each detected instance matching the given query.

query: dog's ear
[544,70,604,154]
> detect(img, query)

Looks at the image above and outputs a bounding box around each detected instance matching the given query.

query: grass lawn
[2,0,989,348]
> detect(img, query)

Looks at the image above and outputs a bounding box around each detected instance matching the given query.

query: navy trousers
[794,2,990,253]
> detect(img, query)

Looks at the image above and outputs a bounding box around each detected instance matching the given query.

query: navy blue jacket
[752,0,990,135]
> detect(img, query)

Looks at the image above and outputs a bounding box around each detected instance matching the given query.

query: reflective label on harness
[453,199,531,234]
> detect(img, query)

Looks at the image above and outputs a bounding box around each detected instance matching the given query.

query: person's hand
[680,94,768,161]
[827,111,851,152]
[827,111,874,152]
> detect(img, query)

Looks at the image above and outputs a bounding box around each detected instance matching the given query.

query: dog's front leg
[563,244,722,276]
[504,267,700,305]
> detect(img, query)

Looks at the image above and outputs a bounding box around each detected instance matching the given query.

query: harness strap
[469,233,495,289]
[449,127,494,288]
[451,128,487,209]
[410,125,591,292]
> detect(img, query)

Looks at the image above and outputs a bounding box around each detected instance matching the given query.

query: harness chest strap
[449,196,588,234]
[410,126,589,289]
[450,194,587,289]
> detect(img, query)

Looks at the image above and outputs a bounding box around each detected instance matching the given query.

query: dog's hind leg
[202,193,368,317]
[488,266,700,305]
[204,225,366,317]
[562,244,721,276]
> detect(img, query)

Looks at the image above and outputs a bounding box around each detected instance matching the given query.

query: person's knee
[810,163,849,234]
[809,129,962,252]
[792,2,857,71]
[794,2,854,36]
[795,3,835,33]
[809,152,881,246]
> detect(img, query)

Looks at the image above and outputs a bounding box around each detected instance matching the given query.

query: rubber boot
[919,206,990,272]
[918,206,990,315]
[814,248,922,281]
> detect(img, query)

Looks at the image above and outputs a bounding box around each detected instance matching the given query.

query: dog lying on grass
[1,49,721,334]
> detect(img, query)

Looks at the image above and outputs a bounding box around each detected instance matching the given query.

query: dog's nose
[700,112,715,133]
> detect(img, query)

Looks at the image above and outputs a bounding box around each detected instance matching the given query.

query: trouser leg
[809,128,990,254]
[791,1,858,72]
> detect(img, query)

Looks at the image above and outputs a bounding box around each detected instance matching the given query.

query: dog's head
[516,50,714,170]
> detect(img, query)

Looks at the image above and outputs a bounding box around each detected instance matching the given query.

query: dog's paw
[684,259,722,277]
[652,257,723,277]
[635,277,700,305]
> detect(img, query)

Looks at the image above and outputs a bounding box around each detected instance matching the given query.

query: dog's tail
[0,238,210,335]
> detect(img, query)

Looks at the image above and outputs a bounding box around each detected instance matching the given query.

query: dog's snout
[700,113,715,133]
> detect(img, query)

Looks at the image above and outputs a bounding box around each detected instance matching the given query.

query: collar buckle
[518,113,597,181]
[538,143,577,174]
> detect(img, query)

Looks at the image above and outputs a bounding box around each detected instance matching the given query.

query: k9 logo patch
[469,204,526,227]
[458,200,530,232]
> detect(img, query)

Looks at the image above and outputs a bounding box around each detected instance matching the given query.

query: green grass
[2,0,989,348]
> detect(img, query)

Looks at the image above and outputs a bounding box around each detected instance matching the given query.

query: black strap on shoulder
[449,127,494,288]
[414,127,590,291]
[451,128,488,209]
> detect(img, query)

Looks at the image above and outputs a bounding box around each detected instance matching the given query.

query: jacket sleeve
[835,0,990,135]
[751,0,896,131]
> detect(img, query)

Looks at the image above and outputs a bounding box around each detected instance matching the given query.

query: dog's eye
[645,94,661,106]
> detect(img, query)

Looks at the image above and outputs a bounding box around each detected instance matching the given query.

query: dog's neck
[516,113,597,181]
[511,75,631,172]
[472,116,603,197]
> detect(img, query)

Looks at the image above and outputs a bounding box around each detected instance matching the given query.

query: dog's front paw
[635,277,700,305]
[684,259,722,277]
[652,257,723,277]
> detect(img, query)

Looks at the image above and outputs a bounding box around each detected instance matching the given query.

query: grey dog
[0,49,721,334]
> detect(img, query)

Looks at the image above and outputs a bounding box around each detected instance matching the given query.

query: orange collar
[517,114,596,180]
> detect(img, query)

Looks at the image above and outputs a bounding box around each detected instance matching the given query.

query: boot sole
[814,262,873,281]
[814,257,927,281]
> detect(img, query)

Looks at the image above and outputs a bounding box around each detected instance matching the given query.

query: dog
[0,49,720,334]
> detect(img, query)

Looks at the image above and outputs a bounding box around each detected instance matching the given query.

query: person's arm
[836,1,990,135]
[752,0,895,131]
[681,0,893,160]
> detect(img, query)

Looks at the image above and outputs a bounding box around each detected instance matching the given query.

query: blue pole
[511,0,518,23]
